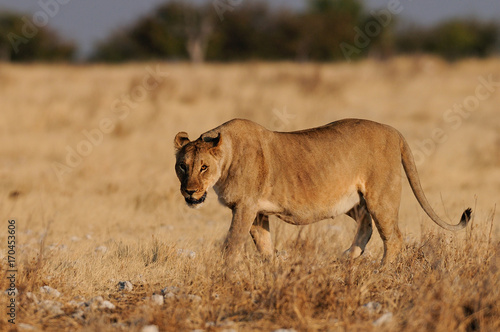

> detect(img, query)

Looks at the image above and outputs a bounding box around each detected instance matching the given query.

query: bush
[0,12,75,62]
[396,19,499,60]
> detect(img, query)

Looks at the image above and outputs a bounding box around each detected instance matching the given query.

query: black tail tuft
[460,208,472,227]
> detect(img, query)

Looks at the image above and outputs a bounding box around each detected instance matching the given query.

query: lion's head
[174,131,223,208]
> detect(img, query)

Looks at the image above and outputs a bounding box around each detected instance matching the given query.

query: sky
[1,0,500,59]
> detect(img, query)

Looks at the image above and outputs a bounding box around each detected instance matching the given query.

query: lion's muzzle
[184,191,207,206]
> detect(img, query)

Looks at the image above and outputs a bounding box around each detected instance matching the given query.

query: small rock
[276,250,289,261]
[362,301,382,314]
[220,320,235,327]
[160,225,174,231]
[177,249,196,258]
[164,292,175,299]
[39,300,64,315]
[18,323,36,330]
[273,329,297,332]
[67,300,79,307]
[67,299,86,308]
[161,286,180,294]
[72,309,85,320]
[89,296,104,304]
[100,300,116,310]
[141,325,159,332]
[85,234,92,239]
[113,323,129,330]
[150,294,164,306]
[70,236,80,242]
[373,312,393,326]
[95,246,108,254]
[40,286,61,298]
[5,288,18,296]
[26,292,38,303]
[117,281,133,292]
[187,294,202,302]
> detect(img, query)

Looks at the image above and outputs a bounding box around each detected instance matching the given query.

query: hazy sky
[1,0,499,58]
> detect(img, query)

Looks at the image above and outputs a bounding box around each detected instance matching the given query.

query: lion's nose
[185,189,196,196]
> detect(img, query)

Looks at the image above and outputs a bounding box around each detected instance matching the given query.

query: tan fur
[174,119,471,264]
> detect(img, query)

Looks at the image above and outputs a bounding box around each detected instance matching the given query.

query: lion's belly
[258,188,360,225]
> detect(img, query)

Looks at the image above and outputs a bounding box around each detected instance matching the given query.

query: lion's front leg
[250,214,273,261]
[223,207,257,264]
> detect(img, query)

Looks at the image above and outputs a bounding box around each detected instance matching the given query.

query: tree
[0,12,75,62]
[298,0,365,60]
[92,1,215,63]
[396,19,499,60]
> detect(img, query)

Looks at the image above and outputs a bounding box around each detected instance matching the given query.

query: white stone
[151,294,164,306]
[18,323,35,330]
[40,286,60,298]
[90,296,104,304]
[95,246,108,254]
[373,312,393,326]
[67,300,79,307]
[100,300,116,310]
[161,286,180,294]
[72,309,85,320]
[164,292,175,299]
[141,325,159,332]
[26,292,38,303]
[5,288,18,296]
[177,249,196,259]
[187,294,202,302]
[362,301,382,314]
[39,300,64,315]
[276,250,289,261]
[117,281,133,292]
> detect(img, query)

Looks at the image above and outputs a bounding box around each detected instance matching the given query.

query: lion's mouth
[185,192,207,206]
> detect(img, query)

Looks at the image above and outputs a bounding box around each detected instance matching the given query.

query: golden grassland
[0,57,499,331]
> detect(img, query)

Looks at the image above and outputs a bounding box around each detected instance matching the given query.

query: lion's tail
[399,133,471,231]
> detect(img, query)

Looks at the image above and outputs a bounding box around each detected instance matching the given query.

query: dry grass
[0,57,499,331]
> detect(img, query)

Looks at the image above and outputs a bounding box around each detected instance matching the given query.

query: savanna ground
[0,57,499,331]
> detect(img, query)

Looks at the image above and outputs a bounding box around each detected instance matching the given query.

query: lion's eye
[200,165,208,172]
[178,163,187,173]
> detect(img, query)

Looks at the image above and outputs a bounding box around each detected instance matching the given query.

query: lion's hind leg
[344,196,373,259]
[250,214,273,260]
[364,177,403,265]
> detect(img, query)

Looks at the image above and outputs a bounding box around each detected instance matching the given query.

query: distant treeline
[1,0,499,63]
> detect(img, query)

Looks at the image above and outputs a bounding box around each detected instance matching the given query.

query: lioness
[174,119,471,264]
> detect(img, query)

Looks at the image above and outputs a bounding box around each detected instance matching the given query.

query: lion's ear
[203,132,222,149]
[174,132,190,151]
